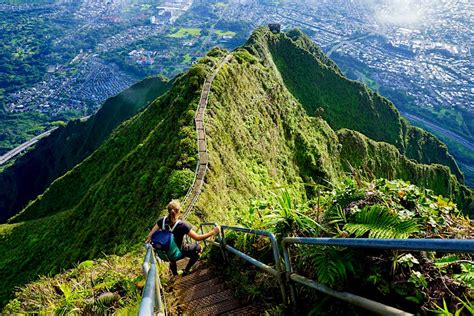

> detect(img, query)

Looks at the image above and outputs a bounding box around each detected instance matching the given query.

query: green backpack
[151,217,182,261]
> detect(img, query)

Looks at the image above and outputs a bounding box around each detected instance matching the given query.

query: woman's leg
[169,261,178,276]
[180,243,202,273]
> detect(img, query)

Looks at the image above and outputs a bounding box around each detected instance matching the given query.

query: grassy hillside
[197,28,472,220]
[0,77,171,223]
[0,29,472,309]
[0,52,227,306]
[338,129,473,215]
[260,29,463,182]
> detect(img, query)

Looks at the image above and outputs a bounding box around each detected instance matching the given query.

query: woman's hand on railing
[212,226,221,236]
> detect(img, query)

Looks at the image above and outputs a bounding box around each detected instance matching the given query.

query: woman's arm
[188,226,220,242]
[145,223,160,243]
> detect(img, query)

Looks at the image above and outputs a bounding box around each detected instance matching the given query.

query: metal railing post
[281,241,297,306]
[220,226,287,303]
[268,231,287,305]
[220,226,229,263]
[200,222,226,261]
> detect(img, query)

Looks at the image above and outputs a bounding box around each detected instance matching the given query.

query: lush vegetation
[337,129,473,214]
[196,28,472,220]
[262,29,463,182]
[2,250,146,315]
[0,50,228,307]
[0,28,472,314]
[0,76,170,223]
[219,180,473,314]
[0,111,50,154]
[332,52,474,188]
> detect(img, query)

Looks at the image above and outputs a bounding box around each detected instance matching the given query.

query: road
[402,112,474,152]
[326,34,370,57]
[0,127,58,165]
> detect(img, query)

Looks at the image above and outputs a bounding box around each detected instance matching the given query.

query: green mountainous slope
[0,77,170,223]
[262,29,463,182]
[0,28,472,307]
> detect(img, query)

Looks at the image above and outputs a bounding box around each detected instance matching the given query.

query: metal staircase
[171,258,261,315]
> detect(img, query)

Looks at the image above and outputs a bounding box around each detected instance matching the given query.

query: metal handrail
[281,237,474,315]
[206,225,287,303]
[200,222,221,248]
[139,244,166,316]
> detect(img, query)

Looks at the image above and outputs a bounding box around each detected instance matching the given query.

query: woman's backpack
[151,217,182,261]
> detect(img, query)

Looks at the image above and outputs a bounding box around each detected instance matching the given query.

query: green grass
[259,28,463,181]
[0,51,228,307]
[2,250,146,314]
[168,28,202,38]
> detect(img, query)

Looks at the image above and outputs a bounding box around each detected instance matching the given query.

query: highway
[402,112,474,152]
[0,127,58,165]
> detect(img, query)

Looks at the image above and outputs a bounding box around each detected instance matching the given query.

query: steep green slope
[0,53,226,306]
[0,77,171,223]
[261,29,463,181]
[337,129,472,213]
[196,49,342,218]
[0,29,472,308]
[194,29,472,219]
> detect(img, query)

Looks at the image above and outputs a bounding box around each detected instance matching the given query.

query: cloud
[367,0,444,28]
[375,1,423,26]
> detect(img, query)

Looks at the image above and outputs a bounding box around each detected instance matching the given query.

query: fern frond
[344,205,419,239]
[307,246,355,287]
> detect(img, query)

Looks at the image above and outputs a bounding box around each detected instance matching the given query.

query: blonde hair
[167,200,181,221]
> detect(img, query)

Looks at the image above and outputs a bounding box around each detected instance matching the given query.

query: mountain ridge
[0,77,170,223]
[0,28,472,308]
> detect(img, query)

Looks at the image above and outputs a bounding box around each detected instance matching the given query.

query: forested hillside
[0,77,170,223]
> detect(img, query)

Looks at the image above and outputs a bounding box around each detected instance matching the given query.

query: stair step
[174,270,214,290]
[178,277,222,298]
[223,304,262,315]
[176,258,190,271]
[186,289,234,310]
[179,268,211,283]
[193,298,242,315]
[181,282,226,302]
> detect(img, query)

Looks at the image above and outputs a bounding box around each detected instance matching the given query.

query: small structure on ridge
[268,23,281,33]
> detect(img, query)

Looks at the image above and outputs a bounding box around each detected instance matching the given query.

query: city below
[1,0,472,184]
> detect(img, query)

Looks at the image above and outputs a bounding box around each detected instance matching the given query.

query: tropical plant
[344,205,420,239]
[304,246,355,287]
[262,190,325,237]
